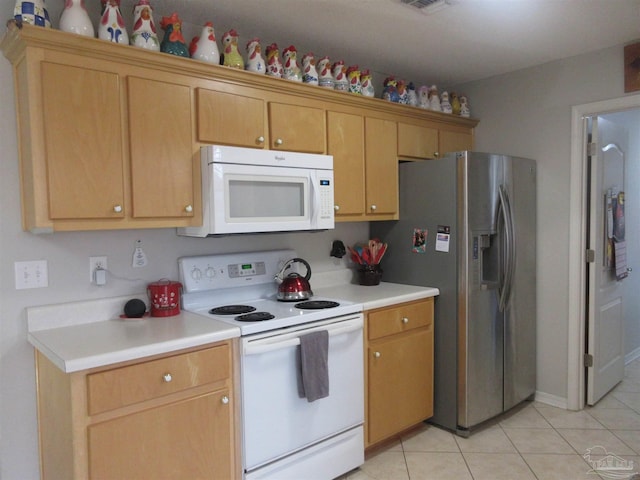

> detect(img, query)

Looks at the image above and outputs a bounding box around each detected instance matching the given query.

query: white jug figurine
[59,0,94,36]
[245,38,266,74]
[130,0,159,51]
[282,45,302,82]
[317,56,334,89]
[302,53,318,85]
[189,22,220,64]
[99,0,128,44]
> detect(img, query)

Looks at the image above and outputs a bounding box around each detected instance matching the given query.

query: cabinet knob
[275,138,283,146]
[402,317,409,324]
[163,373,172,383]
[374,351,381,358]
[257,136,265,144]
[221,395,230,405]
[334,205,340,211]
[184,204,193,213]
[370,204,377,211]
[113,205,123,213]
[434,152,440,158]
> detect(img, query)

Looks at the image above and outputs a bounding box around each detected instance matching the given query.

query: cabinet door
[365,117,398,216]
[128,76,194,218]
[89,389,234,479]
[368,328,433,445]
[197,88,267,148]
[327,111,365,216]
[42,62,125,219]
[439,129,473,155]
[397,122,439,159]
[268,102,325,153]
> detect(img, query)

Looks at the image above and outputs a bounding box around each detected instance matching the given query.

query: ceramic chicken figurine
[346,65,362,95]
[130,0,159,51]
[14,0,51,27]
[59,0,94,36]
[450,91,461,115]
[99,0,128,44]
[221,29,244,69]
[189,22,220,64]
[302,53,319,85]
[282,46,302,82]
[159,12,189,57]
[460,95,471,117]
[407,82,418,106]
[265,43,283,78]
[245,38,265,74]
[332,60,348,92]
[428,85,441,111]
[382,76,400,103]
[440,91,453,113]
[361,69,375,97]
[397,79,408,104]
[418,85,430,109]
[317,56,334,89]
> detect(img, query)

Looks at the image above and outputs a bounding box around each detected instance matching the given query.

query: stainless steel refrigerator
[371,151,536,435]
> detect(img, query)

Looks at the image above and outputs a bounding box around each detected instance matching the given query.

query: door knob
[163,373,172,383]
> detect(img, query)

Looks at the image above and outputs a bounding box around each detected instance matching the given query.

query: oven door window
[227,174,308,222]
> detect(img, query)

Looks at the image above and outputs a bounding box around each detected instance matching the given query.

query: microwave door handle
[243,317,363,355]
[310,175,320,225]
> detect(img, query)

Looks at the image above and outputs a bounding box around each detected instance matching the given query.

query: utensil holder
[357,265,382,286]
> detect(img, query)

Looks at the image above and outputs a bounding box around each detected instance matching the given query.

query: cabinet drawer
[87,344,230,415]
[367,298,433,340]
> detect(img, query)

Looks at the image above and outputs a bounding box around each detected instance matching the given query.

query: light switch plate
[15,260,49,289]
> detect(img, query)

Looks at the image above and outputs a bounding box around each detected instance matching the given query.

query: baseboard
[534,391,568,409]
[626,346,640,364]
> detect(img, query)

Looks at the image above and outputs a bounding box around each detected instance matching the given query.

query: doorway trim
[568,93,640,411]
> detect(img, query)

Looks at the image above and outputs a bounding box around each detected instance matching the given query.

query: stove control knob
[205,267,216,279]
[190,268,203,281]
[221,395,229,405]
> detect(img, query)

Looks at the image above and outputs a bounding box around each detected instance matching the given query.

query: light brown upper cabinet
[268,102,326,153]
[398,122,475,159]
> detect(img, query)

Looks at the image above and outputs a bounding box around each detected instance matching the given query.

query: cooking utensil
[274,257,313,301]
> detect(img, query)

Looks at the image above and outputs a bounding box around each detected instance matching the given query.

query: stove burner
[210,305,256,315]
[295,300,340,310]
[236,312,276,322]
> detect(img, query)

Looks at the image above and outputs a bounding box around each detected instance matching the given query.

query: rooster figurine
[159,12,189,57]
[245,38,265,74]
[428,85,441,111]
[332,60,348,92]
[460,95,471,117]
[361,69,375,97]
[99,0,128,44]
[302,52,318,85]
[130,0,158,51]
[221,29,244,69]
[418,85,430,109]
[282,45,302,82]
[397,79,408,104]
[346,65,362,95]
[317,56,334,89]
[265,43,283,78]
[440,91,453,113]
[189,22,220,64]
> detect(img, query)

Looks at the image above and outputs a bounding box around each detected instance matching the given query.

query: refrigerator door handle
[498,185,516,312]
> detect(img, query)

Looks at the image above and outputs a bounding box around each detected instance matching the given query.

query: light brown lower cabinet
[35,341,238,479]
[365,298,434,447]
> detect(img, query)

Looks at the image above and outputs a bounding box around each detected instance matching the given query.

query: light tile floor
[344,358,640,480]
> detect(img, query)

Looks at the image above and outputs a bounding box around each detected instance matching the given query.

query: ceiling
[52,0,640,90]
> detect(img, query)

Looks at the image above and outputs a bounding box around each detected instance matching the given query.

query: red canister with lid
[147,279,182,317]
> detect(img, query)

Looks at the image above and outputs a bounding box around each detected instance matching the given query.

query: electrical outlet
[89,256,108,282]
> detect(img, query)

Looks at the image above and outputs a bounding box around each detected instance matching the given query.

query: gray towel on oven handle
[296,330,329,402]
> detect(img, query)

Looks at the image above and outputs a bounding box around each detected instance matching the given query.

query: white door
[586,116,627,405]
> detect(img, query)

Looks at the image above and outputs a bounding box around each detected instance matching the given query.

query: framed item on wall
[624,42,640,93]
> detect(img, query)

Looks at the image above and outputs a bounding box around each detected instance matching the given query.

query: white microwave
[178,145,335,236]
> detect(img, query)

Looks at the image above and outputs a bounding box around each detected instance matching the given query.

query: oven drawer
[87,344,230,415]
[367,298,434,340]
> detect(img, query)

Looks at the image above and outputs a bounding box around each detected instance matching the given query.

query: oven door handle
[243,318,363,356]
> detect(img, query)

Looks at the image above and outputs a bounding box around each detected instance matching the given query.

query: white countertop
[27,276,438,374]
